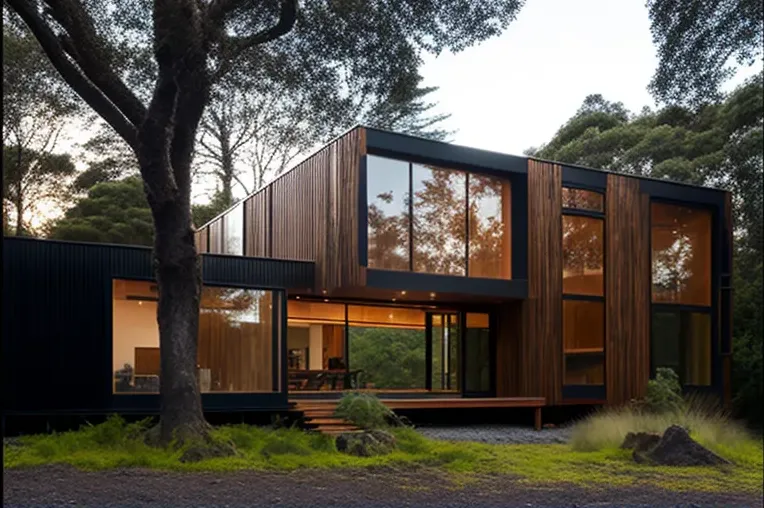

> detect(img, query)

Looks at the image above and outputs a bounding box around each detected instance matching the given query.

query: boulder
[621,431,661,452]
[335,430,396,457]
[634,425,731,467]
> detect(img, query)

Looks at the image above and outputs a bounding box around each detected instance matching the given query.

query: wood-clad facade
[4,127,732,426]
[190,126,733,410]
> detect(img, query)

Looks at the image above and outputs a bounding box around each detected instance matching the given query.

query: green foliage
[191,190,234,229]
[569,403,759,466]
[4,416,762,493]
[48,177,153,246]
[644,367,686,414]
[646,0,763,105]
[334,392,399,430]
[349,327,426,389]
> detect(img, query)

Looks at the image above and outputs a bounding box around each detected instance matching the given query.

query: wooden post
[534,406,542,431]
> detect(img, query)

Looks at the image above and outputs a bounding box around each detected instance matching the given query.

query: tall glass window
[468,176,511,279]
[113,279,279,394]
[561,187,605,388]
[413,164,466,276]
[366,156,410,271]
[651,202,713,387]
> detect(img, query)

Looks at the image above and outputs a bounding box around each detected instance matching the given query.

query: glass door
[463,313,494,396]
[426,312,460,393]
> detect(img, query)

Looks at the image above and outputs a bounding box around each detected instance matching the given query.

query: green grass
[4,415,762,494]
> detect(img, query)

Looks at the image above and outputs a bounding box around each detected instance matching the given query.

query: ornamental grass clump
[334,392,406,430]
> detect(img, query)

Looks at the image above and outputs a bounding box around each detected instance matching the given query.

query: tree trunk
[151,194,209,444]
[15,179,23,236]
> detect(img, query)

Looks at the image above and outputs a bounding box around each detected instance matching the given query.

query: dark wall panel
[2,238,311,415]
[523,159,562,404]
[495,301,523,397]
[605,175,650,405]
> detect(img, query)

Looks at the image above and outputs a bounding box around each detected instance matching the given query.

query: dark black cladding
[2,237,312,418]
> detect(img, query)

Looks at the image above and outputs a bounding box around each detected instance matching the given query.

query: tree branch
[5,0,138,150]
[214,0,298,80]
[43,0,147,127]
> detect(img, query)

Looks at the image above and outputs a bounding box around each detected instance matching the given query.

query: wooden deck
[291,397,547,431]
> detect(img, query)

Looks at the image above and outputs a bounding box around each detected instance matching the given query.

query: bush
[570,396,756,458]
[334,392,401,430]
[643,367,685,413]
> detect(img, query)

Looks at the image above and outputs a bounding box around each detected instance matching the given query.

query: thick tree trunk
[151,195,208,444]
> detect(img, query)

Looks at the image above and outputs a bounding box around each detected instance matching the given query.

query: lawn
[4,415,763,494]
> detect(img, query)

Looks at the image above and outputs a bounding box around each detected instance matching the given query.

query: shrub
[643,367,685,413]
[334,392,401,430]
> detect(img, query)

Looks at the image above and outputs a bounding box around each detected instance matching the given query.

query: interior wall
[308,325,323,370]
[112,299,159,372]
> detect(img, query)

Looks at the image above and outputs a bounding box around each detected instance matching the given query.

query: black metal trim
[365,269,528,299]
[271,290,280,393]
[365,127,527,175]
[562,294,605,302]
[561,208,605,219]
[358,155,368,267]
[280,291,288,396]
[425,313,433,391]
[562,385,606,400]
[464,174,470,277]
[408,162,414,271]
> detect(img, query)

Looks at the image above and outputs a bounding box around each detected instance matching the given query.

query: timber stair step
[292,400,361,435]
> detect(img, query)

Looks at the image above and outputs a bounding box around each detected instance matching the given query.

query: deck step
[313,425,360,433]
[304,418,352,426]
[301,409,337,416]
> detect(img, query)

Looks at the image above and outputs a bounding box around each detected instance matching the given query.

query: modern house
[2,126,733,430]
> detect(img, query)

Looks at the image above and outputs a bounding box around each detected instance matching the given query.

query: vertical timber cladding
[524,159,562,404]
[322,127,367,291]
[241,126,365,292]
[244,186,271,257]
[605,175,650,405]
[495,301,523,397]
[207,218,224,254]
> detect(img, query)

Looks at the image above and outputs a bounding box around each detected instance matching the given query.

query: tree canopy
[647,0,763,105]
[48,176,153,246]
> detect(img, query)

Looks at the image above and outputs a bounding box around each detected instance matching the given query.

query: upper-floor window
[562,187,604,212]
[366,155,511,279]
[651,203,711,306]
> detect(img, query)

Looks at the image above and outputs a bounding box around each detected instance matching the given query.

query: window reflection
[113,279,278,394]
[412,164,466,276]
[562,188,604,212]
[651,203,711,306]
[562,215,604,296]
[223,202,244,255]
[367,156,410,270]
[651,310,711,386]
[468,175,511,279]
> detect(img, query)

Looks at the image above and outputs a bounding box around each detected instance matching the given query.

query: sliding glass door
[463,313,493,396]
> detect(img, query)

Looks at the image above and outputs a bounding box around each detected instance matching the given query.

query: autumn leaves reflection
[366,155,511,279]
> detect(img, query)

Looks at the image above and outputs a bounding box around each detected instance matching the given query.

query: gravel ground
[4,465,760,508]
[416,424,572,444]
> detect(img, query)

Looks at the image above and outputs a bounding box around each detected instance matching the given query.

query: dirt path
[3,465,760,507]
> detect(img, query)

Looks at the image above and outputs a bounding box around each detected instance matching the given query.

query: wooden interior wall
[495,300,523,397]
[321,324,345,368]
[244,187,270,257]
[524,160,562,404]
[605,175,650,405]
[207,219,224,254]
[197,313,272,392]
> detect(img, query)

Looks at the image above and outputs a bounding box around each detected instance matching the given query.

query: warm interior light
[322,289,328,295]
[138,301,143,306]
[429,292,436,298]
[391,298,396,302]
[295,296,300,300]
[400,291,407,296]
[323,298,329,302]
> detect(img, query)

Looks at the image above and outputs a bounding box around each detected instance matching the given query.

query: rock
[635,425,731,467]
[179,441,236,463]
[621,431,662,452]
[335,430,396,457]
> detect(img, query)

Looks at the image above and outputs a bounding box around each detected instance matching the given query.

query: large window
[366,155,511,279]
[113,279,279,394]
[286,300,345,372]
[348,306,427,390]
[562,215,604,296]
[223,202,244,255]
[562,187,605,388]
[651,203,712,306]
[651,202,713,387]
[413,164,466,276]
[367,156,410,271]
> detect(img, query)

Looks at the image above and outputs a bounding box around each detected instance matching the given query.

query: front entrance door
[426,312,460,392]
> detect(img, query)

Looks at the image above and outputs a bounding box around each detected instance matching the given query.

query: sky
[21,0,762,228]
[417,0,759,156]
